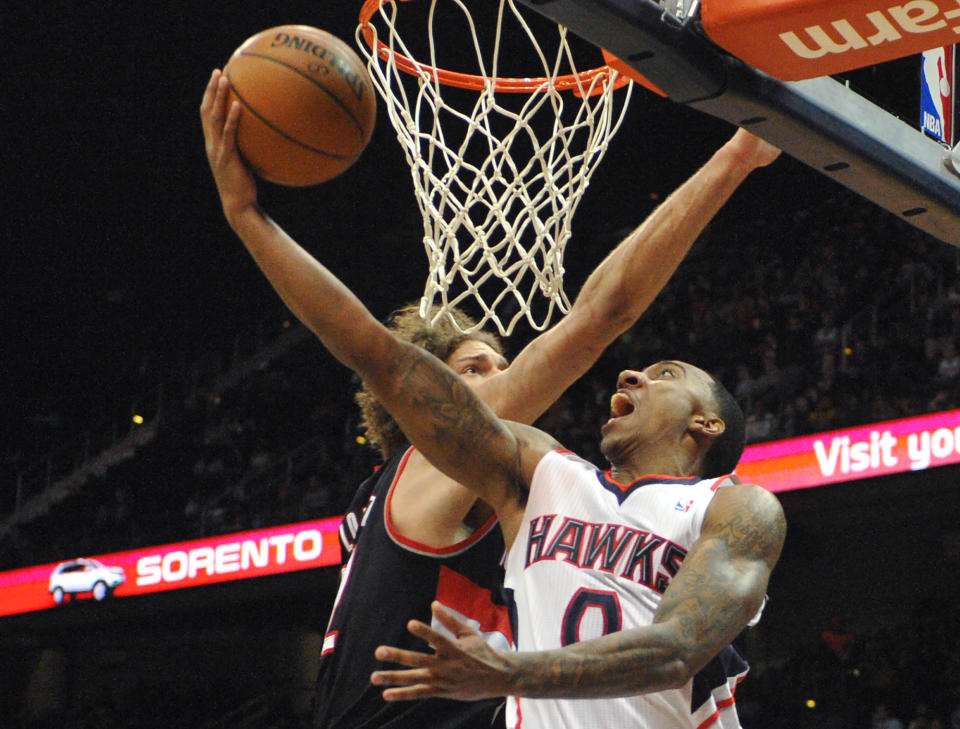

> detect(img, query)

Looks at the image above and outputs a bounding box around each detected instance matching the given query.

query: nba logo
[920,46,955,146]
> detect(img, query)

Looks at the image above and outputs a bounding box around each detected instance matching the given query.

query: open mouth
[609,392,635,419]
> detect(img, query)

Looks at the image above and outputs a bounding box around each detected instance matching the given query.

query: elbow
[590,298,636,337]
[660,656,697,690]
[659,630,749,690]
[654,628,702,689]
[330,323,404,390]
[566,301,635,352]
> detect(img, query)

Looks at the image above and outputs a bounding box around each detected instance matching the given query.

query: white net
[356,0,634,334]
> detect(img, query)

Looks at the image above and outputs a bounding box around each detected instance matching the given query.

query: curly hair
[354,302,503,459]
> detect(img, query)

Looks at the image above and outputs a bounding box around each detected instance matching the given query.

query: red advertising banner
[737,408,960,492]
[0,517,342,618]
[3,409,959,619]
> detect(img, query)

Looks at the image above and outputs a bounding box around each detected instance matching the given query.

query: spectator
[809,392,839,432]
[872,703,905,729]
[907,703,933,729]
[821,616,855,662]
[733,362,761,412]
[815,310,840,353]
[927,388,952,413]
[745,398,778,443]
[777,400,803,438]
[937,340,960,386]
[869,393,898,422]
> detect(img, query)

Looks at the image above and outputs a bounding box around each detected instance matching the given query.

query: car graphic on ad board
[49,558,125,604]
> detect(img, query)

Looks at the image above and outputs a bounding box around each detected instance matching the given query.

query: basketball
[223,25,376,187]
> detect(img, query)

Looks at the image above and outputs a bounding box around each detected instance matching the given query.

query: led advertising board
[0,517,342,618]
[736,408,960,492]
[3,409,959,619]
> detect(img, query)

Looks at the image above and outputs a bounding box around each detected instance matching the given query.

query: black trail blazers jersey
[313,446,511,729]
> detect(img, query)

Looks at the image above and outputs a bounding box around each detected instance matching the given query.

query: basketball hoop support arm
[516,0,960,245]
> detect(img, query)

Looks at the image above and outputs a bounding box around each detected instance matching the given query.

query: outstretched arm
[200,69,537,522]
[371,482,785,700]
[482,130,781,423]
[203,62,777,430]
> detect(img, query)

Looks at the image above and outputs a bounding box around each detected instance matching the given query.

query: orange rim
[358,0,629,94]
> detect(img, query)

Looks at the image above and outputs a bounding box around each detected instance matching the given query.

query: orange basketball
[223,25,377,187]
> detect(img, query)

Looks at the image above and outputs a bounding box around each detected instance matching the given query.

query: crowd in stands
[12,598,960,729]
[4,187,960,728]
[5,189,960,564]
[737,600,960,729]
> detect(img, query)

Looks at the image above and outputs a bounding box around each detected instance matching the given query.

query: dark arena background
[4,2,960,728]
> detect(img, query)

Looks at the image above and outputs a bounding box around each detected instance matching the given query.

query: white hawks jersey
[503,449,753,729]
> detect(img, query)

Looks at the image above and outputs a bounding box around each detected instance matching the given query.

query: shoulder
[703,482,786,566]
[502,420,565,486]
[710,480,783,518]
[503,420,564,453]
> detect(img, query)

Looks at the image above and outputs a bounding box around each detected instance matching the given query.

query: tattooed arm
[201,68,545,530]
[371,482,785,700]
[641,482,786,683]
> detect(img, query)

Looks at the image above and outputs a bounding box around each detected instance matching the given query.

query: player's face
[601,360,716,455]
[445,340,509,392]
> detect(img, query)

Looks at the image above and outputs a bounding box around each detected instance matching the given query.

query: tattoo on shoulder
[713,485,787,567]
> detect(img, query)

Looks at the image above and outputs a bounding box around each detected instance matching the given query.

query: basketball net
[357,0,633,335]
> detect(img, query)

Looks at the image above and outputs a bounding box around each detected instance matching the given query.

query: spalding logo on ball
[224,25,377,187]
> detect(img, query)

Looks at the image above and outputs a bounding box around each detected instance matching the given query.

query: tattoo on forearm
[399,350,497,445]
[515,630,685,698]
[392,347,525,500]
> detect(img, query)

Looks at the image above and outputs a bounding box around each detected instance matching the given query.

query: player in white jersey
[501,450,756,728]
[368,361,786,729]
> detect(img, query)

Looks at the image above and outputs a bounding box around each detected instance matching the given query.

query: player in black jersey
[201,67,780,728]
[312,305,515,729]
[314,441,511,728]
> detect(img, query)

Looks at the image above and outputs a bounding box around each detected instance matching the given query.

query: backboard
[515,0,960,245]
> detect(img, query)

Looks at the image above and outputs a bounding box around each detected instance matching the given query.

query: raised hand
[370,601,516,701]
[200,69,258,224]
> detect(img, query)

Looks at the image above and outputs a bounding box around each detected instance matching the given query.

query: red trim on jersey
[695,709,721,729]
[601,470,736,493]
[435,566,514,643]
[694,677,742,729]
[707,473,735,492]
[321,630,338,656]
[602,470,700,492]
[385,447,499,556]
[694,697,739,729]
